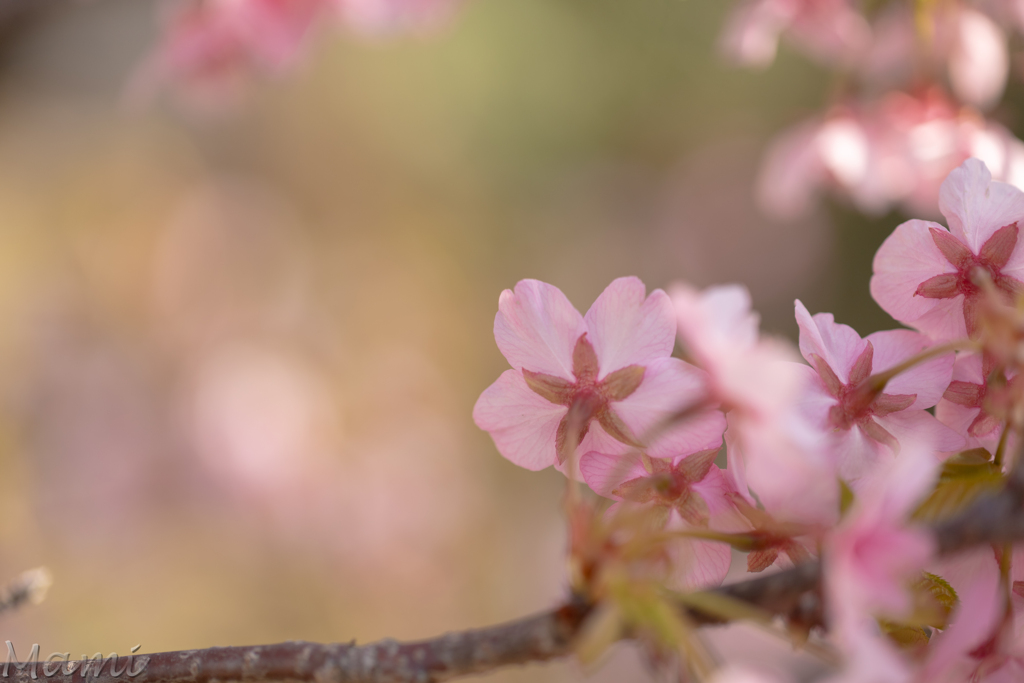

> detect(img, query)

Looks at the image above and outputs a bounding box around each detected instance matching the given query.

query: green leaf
[574,603,623,666]
[907,572,959,628]
[918,572,958,613]
[912,458,1003,522]
[839,478,855,517]
[879,620,931,649]
[947,448,994,466]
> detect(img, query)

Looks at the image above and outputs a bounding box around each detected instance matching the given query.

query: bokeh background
[0,0,1006,680]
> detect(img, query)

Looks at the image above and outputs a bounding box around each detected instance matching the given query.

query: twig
[3,482,1024,683]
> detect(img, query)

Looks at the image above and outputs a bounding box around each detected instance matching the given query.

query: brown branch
[2,483,1023,683]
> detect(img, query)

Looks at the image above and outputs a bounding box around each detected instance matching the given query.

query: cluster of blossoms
[475,158,1024,682]
[724,0,1024,218]
[131,0,458,106]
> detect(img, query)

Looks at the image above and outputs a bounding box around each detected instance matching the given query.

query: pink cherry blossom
[794,300,962,484]
[579,447,741,590]
[473,278,726,472]
[825,437,939,682]
[871,158,1024,342]
[719,0,870,69]
[709,666,788,683]
[672,284,836,526]
[935,352,1018,455]
[337,0,460,33]
[134,0,326,106]
[921,549,1005,683]
[134,0,460,106]
[858,3,1009,111]
[757,90,1024,220]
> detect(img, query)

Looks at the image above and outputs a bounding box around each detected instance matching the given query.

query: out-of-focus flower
[860,3,1009,111]
[758,90,1024,220]
[825,437,939,683]
[871,158,1024,342]
[935,352,1013,453]
[337,0,460,33]
[921,549,1004,683]
[579,447,740,590]
[131,0,327,108]
[672,284,836,526]
[133,0,462,107]
[474,277,726,472]
[708,665,789,683]
[186,343,338,494]
[946,5,1009,111]
[719,0,870,68]
[794,300,961,484]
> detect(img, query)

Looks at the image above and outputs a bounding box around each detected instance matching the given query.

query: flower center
[522,333,646,463]
[809,342,916,452]
[915,224,1023,337]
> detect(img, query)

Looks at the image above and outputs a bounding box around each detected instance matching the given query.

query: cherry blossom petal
[737,411,837,525]
[573,420,637,474]
[493,279,586,381]
[718,0,787,67]
[675,284,803,424]
[870,219,963,339]
[339,0,458,32]
[670,532,732,591]
[876,409,966,454]
[832,627,913,683]
[709,667,785,683]
[828,422,890,486]
[935,352,1006,453]
[923,550,1002,680]
[755,118,827,219]
[694,464,748,533]
[613,357,726,458]
[866,328,954,408]
[583,277,676,379]
[939,158,1024,254]
[578,449,646,498]
[673,284,759,364]
[472,370,566,471]
[691,465,734,518]
[723,421,754,505]
[935,399,1002,455]
[794,300,867,383]
[864,435,940,522]
[949,8,1009,111]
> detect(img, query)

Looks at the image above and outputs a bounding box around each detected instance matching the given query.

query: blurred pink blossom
[671,284,836,525]
[921,549,1005,683]
[935,352,1016,454]
[720,0,870,68]
[131,0,327,107]
[133,0,461,106]
[337,0,460,33]
[758,90,1024,219]
[579,447,741,590]
[824,437,938,683]
[860,3,1009,110]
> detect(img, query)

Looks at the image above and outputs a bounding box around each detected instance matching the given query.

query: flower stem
[866,339,978,393]
[995,421,1012,469]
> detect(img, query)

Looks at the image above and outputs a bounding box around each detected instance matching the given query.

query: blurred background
[0,0,996,680]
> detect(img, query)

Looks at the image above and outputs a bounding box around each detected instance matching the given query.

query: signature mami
[2,643,148,679]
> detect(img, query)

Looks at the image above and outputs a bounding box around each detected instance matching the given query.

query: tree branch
[3,483,1023,683]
